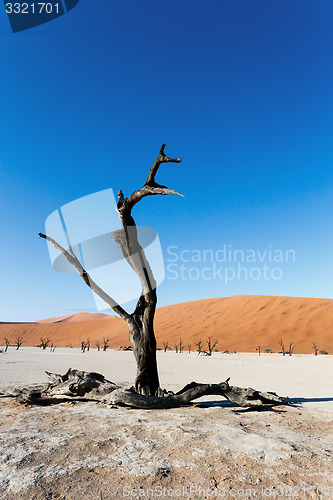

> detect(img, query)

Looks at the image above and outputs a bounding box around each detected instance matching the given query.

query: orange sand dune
[36,312,112,323]
[1,295,333,353]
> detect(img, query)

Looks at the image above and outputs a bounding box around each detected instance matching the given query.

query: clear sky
[0,1,333,321]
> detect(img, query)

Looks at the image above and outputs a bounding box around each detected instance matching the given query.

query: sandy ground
[1,349,333,499]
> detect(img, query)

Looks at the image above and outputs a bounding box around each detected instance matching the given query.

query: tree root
[0,369,288,409]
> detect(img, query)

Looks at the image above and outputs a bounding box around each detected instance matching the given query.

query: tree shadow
[191,400,287,413]
[288,397,333,404]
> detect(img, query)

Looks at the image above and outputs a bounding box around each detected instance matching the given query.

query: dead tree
[206,336,218,356]
[194,339,204,356]
[312,341,319,355]
[173,343,178,353]
[102,338,110,352]
[188,343,191,354]
[39,145,184,395]
[86,339,90,352]
[22,145,287,409]
[179,338,184,353]
[15,335,24,350]
[288,342,295,356]
[278,337,286,356]
[81,340,87,353]
[40,338,51,350]
[4,338,10,352]
[95,341,101,351]
[162,341,169,353]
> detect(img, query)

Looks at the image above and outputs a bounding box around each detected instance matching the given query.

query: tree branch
[117,144,184,213]
[145,143,182,187]
[38,233,131,323]
[1,369,287,410]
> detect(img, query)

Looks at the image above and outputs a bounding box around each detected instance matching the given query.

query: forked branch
[145,143,182,186]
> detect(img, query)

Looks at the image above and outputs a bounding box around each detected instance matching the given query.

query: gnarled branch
[0,369,287,410]
[145,143,182,187]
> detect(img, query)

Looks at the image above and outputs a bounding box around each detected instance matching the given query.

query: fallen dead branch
[0,369,288,410]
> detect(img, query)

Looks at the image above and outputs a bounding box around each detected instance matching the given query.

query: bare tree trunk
[4,338,10,352]
[112,145,182,395]
[206,336,218,355]
[312,341,319,355]
[102,338,109,351]
[163,341,169,353]
[127,292,160,395]
[194,339,203,356]
[288,342,295,356]
[278,337,286,356]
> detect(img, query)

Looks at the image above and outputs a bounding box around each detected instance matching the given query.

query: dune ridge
[1,295,333,353]
[36,312,113,324]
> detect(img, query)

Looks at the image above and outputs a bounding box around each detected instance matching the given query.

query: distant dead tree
[120,345,132,351]
[194,339,204,356]
[205,336,218,356]
[188,343,191,354]
[15,335,24,350]
[173,343,178,353]
[179,338,184,353]
[288,342,295,356]
[278,337,286,356]
[95,341,100,351]
[102,338,110,351]
[162,341,169,353]
[255,345,261,356]
[4,338,10,352]
[86,339,90,352]
[312,341,320,356]
[40,338,51,350]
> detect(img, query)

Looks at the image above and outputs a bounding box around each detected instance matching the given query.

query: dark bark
[4,338,10,352]
[15,335,24,350]
[278,337,286,356]
[312,341,319,355]
[206,336,218,356]
[39,338,50,350]
[0,369,287,409]
[194,339,204,355]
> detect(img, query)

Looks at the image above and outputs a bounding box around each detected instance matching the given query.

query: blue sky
[0,0,333,321]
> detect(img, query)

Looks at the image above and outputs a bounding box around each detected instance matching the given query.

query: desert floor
[0,348,333,499]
